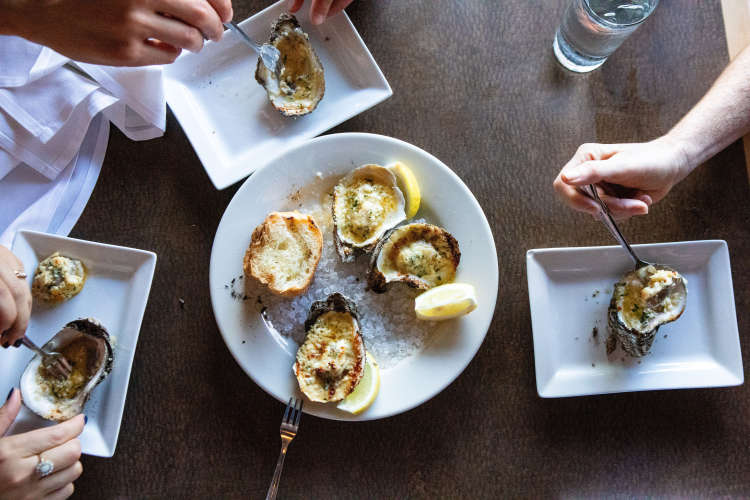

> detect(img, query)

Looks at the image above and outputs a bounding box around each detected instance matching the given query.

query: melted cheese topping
[294,311,364,402]
[276,34,318,104]
[393,240,455,286]
[616,265,685,331]
[334,178,400,244]
[31,252,86,303]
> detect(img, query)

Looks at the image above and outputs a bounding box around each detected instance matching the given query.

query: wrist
[658,132,699,180]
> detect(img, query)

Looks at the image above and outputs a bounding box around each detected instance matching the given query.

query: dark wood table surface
[70,1,750,498]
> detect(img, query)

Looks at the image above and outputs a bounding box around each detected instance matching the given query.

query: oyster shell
[255,14,325,117]
[20,319,114,422]
[294,293,366,402]
[607,264,687,357]
[332,164,407,262]
[368,222,460,293]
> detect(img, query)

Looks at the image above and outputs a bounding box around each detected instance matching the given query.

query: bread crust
[243,211,323,297]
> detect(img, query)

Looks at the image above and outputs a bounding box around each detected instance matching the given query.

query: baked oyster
[293,293,365,403]
[32,252,86,303]
[20,319,114,422]
[255,14,325,117]
[332,164,406,262]
[368,222,460,293]
[607,264,687,357]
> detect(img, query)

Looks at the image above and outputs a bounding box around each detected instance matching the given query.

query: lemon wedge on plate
[337,352,380,415]
[414,283,478,320]
[389,161,421,218]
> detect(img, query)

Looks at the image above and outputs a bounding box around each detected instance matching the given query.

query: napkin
[0,36,166,244]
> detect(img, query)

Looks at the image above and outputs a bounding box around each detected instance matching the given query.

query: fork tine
[293,399,303,427]
[282,397,293,423]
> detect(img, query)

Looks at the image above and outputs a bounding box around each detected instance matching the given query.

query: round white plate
[209,133,498,420]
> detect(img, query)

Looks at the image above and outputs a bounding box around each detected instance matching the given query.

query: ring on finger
[36,455,54,479]
[13,270,26,279]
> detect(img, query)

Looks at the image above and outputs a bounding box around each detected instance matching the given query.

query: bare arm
[667,44,750,169]
[554,44,750,219]
[0,0,233,67]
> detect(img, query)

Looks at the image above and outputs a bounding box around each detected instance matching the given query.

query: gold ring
[13,270,26,279]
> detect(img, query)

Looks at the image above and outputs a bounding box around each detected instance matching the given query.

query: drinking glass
[553,0,660,73]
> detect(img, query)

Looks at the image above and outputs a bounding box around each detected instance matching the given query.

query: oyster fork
[223,22,282,79]
[579,184,652,269]
[20,337,72,379]
[265,397,303,500]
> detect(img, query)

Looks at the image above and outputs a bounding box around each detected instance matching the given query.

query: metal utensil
[20,337,72,379]
[580,184,652,269]
[223,21,282,78]
[265,397,303,500]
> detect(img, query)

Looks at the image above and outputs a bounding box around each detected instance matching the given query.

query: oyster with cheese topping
[255,14,325,117]
[332,164,406,262]
[294,293,366,403]
[20,319,113,422]
[368,222,460,293]
[32,252,86,303]
[608,264,687,357]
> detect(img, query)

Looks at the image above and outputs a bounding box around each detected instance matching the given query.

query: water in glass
[553,0,659,73]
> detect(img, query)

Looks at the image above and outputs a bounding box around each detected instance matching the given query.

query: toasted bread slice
[244,211,323,297]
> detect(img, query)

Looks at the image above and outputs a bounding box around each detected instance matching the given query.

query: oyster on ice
[332,164,407,262]
[255,14,325,117]
[607,264,687,357]
[368,222,460,293]
[294,293,366,403]
[20,319,114,422]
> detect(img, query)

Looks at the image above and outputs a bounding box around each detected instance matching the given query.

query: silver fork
[265,397,303,500]
[223,21,283,79]
[579,184,653,268]
[20,337,72,379]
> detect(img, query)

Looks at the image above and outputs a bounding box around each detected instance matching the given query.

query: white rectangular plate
[163,1,392,189]
[2,230,156,457]
[527,240,743,398]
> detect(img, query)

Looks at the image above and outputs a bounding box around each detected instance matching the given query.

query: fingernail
[6,388,13,402]
[84,415,88,425]
[312,13,325,25]
[13,339,22,348]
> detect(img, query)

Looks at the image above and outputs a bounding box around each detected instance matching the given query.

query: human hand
[0,389,84,500]
[553,137,691,220]
[3,0,233,66]
[289,0,354,25]
[0,246,31,349]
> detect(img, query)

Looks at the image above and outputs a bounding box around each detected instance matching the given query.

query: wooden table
[72,1,750,497]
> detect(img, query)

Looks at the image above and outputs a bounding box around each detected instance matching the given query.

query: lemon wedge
[337,352,380,415]
[389,161,421,218]
[414,283,478,321]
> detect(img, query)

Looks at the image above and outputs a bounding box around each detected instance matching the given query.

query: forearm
[666,44,750,173]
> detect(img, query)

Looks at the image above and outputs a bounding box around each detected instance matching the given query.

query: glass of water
[553,0,659,73]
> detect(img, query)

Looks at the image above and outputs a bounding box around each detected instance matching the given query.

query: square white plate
[163,1,392,190]
[2,230,156,457]
[527,240,743,398]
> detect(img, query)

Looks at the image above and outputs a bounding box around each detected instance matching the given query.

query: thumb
[0,388,21,435]
[561,158,628,187]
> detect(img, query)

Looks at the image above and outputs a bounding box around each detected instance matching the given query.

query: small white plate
[163,1,392,190]
[2,230,156,457]
[210,133,498,420]
[527,240,743,398]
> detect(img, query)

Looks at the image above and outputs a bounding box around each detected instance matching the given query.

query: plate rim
[209,132,499,420]
[526,239,744,398]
